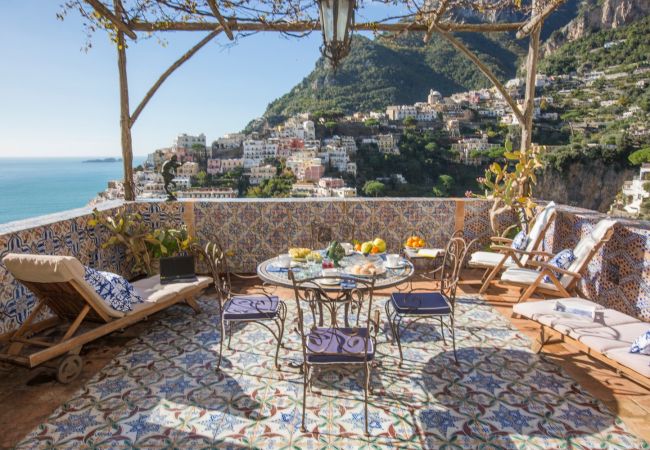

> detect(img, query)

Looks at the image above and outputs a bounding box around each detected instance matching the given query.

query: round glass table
[257,253,415,292]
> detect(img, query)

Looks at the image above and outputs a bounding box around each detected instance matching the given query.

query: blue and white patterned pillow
[543,249,576,283]
[511,230,528,250]
[630,330,650,355]
[84,267,143,312]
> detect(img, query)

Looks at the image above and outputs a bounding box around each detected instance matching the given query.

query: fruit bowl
[352,237,387,256]
[404,236,425,250]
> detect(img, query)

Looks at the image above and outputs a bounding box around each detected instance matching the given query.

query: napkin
[340,279,357,289]
[417,248,443,258]
[267,265,290,273]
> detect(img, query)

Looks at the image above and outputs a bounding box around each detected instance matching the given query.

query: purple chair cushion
[223,295,279,320]
[306,327,374,363]
[390,292,451,315]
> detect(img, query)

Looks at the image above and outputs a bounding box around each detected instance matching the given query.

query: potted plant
[90,208,195,277]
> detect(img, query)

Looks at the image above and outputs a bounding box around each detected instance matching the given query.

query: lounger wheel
[56,355,83,384]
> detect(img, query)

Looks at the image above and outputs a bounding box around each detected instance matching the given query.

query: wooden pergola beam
[130,20,526,34]
[428,21,525,125]
[516,0,564,39]
[84,0,137,40]
[130,27,224,127]
[206,0,234,40]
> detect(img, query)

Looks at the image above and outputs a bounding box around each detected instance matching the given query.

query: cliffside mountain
[542,0,650,56]
[263,32,524,119]
[259,0,648,122]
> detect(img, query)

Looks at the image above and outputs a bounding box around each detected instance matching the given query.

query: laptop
[160,255,198,284]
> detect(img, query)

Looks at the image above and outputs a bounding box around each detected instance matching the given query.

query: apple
[360,242,373,254]
[372,238,386,253]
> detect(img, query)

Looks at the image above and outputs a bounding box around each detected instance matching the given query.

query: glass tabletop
[257,252,414,291]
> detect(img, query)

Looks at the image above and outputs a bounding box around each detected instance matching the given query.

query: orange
[354,243,361,251]
[371,246,380,254]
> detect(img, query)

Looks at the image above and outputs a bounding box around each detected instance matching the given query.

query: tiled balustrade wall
[0,198,648,335]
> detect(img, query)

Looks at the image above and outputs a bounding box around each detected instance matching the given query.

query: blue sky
[0,1,330,158]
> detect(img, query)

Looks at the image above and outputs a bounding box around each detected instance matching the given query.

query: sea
[0,157,144,225]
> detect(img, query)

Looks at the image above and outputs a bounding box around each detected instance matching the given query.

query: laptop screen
[160,255,196,282]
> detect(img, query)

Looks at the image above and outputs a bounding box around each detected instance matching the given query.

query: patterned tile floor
[19,294,649,449]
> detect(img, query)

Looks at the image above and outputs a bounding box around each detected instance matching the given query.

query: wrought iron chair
[195,241,287,370]
[386,235,471,366]
[289,271,379,435]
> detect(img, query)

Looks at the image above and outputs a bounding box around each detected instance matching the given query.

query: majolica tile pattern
[18,294,647,448]
[547,211,650,321]
[193,199,463,273]
[2,199,650,336]
[0,206,129,335]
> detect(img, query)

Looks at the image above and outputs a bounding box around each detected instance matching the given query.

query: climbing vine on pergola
[60,0,565,201]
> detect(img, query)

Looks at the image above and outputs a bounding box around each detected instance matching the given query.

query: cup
[386,253,401,267]
[341,242,353,255]
[277,254,292,268]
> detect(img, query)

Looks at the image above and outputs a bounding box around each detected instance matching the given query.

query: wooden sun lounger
[499,219,617,303]
[468,202,557,294]
[0,253,211,383]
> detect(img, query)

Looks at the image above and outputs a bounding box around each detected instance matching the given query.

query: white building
[212,133,245,152]
[451,134,499,163]
[249,165,276,185]
[333,187,357,197]
[428,89,443,105]
[622,164,650,214]
[275,117,316,140]
[172,176,191,190]
[174,133,206,149]
[386,105,417,121]
[291,183,319,197]
[180,188,238,199]
[324,146,350,173]
[243,140,278,167]
[375,134,399,154]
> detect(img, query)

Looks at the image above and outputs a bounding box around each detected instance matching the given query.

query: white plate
[344,265,387,277]
[318,278,340,285]
[354,251,386,257]
[385,262,406,269]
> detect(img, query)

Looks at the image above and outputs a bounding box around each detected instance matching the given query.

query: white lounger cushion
[469,251,514,268]
[513,299,637,335]
[501,267,558,290]
[132,275,212,305]
[603,348,650,378]
[514,299,650,380]
[468,202,556,269]
[576,322,650,353]
[560,219,617,286]
[3,253,211,319]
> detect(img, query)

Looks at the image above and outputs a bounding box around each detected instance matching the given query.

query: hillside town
[95,59,649,213]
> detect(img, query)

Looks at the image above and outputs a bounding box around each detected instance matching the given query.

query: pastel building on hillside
[177,162,199,177]
[207,158,244,175]
[249,165,277,185]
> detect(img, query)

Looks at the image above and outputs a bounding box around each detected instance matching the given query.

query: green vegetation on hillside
[540,16,650,74]
[264,32,524,119]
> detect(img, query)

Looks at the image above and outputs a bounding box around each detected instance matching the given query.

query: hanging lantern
[317,0,355,69]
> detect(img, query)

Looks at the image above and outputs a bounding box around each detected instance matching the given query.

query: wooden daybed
[513,298,650,390]
[0,253,211,383]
